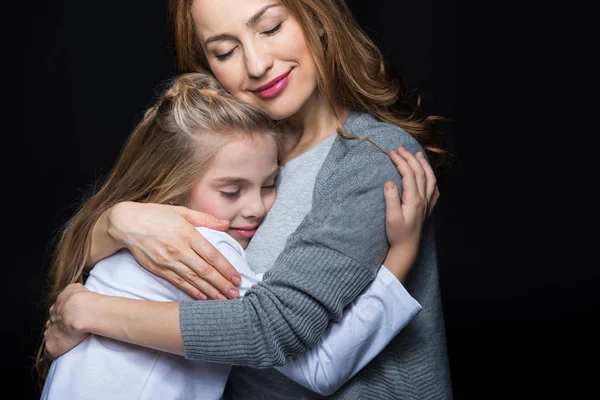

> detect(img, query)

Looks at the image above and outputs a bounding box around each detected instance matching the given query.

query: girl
[38,72,429,399]
[45,0,452,398]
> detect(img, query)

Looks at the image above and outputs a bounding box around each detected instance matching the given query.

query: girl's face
[187,134,280,248]
[191,0,319,121]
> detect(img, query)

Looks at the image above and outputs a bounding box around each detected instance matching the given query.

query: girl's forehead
[205,134,279,177]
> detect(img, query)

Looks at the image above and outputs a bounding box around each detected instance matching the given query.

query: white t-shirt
[41,228,421,399]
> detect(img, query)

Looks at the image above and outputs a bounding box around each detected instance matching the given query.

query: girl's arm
[46,140,436,367]
[275,265,421,395]
[274,147,436,394]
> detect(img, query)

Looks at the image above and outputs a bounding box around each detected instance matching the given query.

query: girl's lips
[229,228,257,239]
[253,69,293,99]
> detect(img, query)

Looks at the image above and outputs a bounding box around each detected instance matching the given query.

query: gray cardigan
[180,110,453,399]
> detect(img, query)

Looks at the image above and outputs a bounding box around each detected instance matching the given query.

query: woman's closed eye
[262,23,282,36]
[216,47,236,61]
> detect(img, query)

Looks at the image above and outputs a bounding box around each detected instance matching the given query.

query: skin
[43,0,442,360]
[187,135,280,250]
[44,147,438,359]
[82,0,439,301]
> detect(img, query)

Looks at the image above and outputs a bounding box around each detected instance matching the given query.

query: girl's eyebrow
[213,167,280,185]
[213,177,250,185]
[204,4,282,46]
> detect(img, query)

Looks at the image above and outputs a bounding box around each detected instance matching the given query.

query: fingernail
[229,288,239,298]
[231,276,241,286]
[197,292,208,300]
[216,293,227,300]
[398,146,405,152]
[385,181,396,190]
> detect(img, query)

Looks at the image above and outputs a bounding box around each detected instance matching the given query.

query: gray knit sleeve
[181,122,424,367]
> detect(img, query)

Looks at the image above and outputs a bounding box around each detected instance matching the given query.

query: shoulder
[87,250,191,301]
[344,110,424,155]
[321,111,421,187]
[196,227,244,258]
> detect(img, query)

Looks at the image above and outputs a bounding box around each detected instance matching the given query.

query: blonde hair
[34,72,281,385]
[169,0,449,168]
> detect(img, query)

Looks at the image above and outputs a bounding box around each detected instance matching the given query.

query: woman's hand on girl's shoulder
[382,147,440,282]
[104,202,242,300]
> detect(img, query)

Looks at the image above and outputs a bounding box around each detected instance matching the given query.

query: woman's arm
[88,202,242,301]
[274,265,421,396]
[272,147,436,395]
[46,136,436,366]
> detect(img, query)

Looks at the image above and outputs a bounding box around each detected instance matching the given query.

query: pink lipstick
[253,69,293,99]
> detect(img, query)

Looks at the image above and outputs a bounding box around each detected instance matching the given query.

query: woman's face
[191,0,319,121]
[187,134,280,249]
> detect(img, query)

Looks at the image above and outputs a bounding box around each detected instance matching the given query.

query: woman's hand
[92,202,242,300]
[382,146,440,283]
[44,283,95,360]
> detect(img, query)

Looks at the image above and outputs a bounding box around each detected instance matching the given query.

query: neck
[282,91,348,164]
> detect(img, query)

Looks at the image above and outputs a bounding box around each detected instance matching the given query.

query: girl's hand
[96,202,242,300]
[382,146,440,282]
[44,283,95,360]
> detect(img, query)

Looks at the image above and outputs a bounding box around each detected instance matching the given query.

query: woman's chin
[261,102,300,121]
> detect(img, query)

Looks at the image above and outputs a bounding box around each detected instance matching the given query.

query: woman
[38,71,424,399]
[45,0,452,398]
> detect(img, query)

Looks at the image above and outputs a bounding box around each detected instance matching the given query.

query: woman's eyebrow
[204,4,282,46]
[247,4,282,27]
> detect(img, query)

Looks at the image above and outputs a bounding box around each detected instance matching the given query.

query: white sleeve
[274,265,422,396]
[42,230,250,400]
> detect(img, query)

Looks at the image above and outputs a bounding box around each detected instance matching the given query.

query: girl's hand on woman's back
[93,202,242,300]
[382,147,440,283]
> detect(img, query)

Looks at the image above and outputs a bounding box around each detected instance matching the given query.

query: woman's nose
[244,43,273,79]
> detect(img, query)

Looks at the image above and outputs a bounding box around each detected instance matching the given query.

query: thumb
[178,207,230,230]
[384,181,404,227]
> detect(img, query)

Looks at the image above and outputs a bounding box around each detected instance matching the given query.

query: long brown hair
[34,72,280,385]
[169,0,449,168]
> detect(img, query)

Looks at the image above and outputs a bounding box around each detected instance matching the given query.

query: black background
[10,1,598,399]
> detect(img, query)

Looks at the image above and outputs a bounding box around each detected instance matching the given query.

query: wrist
[383,245,417,283]
[68,291,103,334]
[105,202,130,248]
[79,292,113,336]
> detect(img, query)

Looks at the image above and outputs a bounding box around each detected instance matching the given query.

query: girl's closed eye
[221,189,241,198]
[263,173,280,190]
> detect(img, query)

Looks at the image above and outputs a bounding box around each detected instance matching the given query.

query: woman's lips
[253,69,293,99]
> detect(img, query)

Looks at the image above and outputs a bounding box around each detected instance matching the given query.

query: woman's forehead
[191,0,285,38]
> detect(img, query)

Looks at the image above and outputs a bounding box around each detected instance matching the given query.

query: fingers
[428,186,441,217]
[190,233,241,298]
[383,181,404,227]
[415,151,440,217]
[178,207,230,231]
[389,149,419,212]
[397,147,426,198]
[416,152,437,200]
